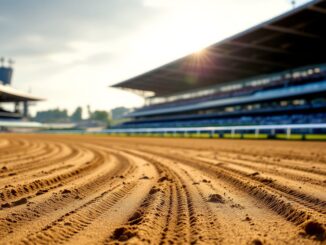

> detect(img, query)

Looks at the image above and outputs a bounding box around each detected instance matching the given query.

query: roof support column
[23,101,28,118]
[14,102,19,113]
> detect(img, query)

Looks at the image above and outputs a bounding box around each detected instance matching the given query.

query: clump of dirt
[252,239,263,245]
[111,227,136,241]
[230,203,244,209]
[149,187,160,195]
[139,176,149,180]
[1,203,10,208]
[128,211,143,225]
[158,176,170,182]
[75,195,82,200]
[242,214,252,222]
[61,189,71,194]
[261,178,274,184]
[207,194,225,203]
[248,172,260,177]
[12,197,27,206]
[304,221,325,241]
[243,216,252,222]
[36,189,48,196]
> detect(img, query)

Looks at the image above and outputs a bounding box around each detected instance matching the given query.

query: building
[0,60,43,131]
[110,0,326,139]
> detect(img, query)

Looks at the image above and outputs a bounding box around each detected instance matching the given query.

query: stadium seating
[119,112,325,129]
[0,107,22,119]
[134,64,326,114]
[117,84,326,130]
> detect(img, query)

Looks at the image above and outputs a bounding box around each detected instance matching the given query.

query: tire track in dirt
[214,155,326,188]
[104,148,221,244]
[0,149,129,241]
[19,182,138,245]
[214,151,326,177]
[147,146,326,212]
[0,146,104,207]
[193,155,326,214]
[137,147,326,242]
[0,138,157,245]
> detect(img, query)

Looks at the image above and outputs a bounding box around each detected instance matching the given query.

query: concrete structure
[0,61,43,119]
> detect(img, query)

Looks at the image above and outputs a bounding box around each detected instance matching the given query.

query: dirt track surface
[0,134,325,244]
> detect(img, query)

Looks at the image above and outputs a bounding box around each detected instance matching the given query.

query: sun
[193,47,207,56]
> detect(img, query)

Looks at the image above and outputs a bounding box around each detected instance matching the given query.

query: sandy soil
[0,134,325,244]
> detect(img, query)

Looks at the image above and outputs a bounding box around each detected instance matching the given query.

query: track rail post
[286,128,291,139]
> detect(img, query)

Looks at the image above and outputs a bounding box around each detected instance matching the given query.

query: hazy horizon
[0,0,311,116]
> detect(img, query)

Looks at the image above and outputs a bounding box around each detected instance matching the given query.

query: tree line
[33,106,130,126]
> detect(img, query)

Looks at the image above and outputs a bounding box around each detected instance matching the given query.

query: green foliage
[71,107,82,122]
[90,110,109,123]
[34,106,130,126]
[35,108,69,123]
[111,107,130,120]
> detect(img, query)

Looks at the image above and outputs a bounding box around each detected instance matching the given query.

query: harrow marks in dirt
[0,134,325,244]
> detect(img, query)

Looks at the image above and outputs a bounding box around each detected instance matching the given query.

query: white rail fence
[102,123,326,139]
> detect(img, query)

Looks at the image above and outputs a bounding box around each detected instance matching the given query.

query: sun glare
[133,2,225,67]
[193,47,206,56]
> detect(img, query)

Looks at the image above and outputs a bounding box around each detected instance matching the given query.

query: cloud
[0,0,161,58]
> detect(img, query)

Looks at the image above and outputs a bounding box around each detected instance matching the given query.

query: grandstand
[110,0,326,139]
[0,60,43,131]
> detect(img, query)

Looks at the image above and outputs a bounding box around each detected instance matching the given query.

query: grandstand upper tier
[0,64,43,120]
[112,0,325,97]
[0,84,43,119]
[127,63,326,117]
[0,83,42,103]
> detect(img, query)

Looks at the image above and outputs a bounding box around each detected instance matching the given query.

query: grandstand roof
[0,84,43,102]
[112,0,326,97]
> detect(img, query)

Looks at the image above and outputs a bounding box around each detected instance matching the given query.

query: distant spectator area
[115,64,326,129]
[131,64,326,116]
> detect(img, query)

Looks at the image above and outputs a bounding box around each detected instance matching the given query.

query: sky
[0,0,311,116]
